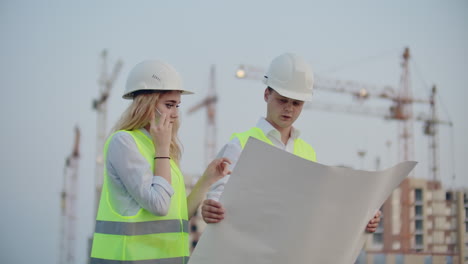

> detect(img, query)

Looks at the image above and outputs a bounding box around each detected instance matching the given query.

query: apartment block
[360,178,468,264]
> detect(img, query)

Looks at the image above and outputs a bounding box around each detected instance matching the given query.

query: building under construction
[361,179,468,264]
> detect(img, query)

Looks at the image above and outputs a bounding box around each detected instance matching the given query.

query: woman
[90,60,230,264]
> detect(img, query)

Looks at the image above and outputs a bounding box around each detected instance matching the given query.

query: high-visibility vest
[90,129,189,264]
[231,127,317,162]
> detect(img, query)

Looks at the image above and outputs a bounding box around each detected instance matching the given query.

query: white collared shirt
[207,117,300,201]
[106,128,174,216]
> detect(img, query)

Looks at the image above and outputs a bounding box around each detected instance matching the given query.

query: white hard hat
[123,60,194,99]
[262,53,314,101]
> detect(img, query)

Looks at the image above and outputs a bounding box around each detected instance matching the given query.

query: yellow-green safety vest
[231,127,317,162]
[90,129,189,264]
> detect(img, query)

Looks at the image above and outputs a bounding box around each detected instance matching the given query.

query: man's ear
[264,88,269,102]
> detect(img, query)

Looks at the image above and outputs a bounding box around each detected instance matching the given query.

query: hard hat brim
[123,60,194,100]
[122,89,194,100]
[263,78,312,102]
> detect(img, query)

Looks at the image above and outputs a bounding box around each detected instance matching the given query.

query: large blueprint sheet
[189,138,417,264]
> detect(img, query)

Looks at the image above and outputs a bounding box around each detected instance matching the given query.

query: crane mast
[188,65,218,171]
[89,50,122,257]
[92,50,123,215]
[397,48,414,162]
[187,65,218,251]
[205,65,217,167]
[59,126,80,264]
[425,85,440,182]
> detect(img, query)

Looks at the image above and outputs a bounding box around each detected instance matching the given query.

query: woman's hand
[187,158,231,218]
[202,158,232,185]
[149,111,172,154]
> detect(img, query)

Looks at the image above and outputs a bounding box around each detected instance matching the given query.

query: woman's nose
[171,108,179,118]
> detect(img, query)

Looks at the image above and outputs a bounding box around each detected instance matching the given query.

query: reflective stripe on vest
[231,127,316,162]
[90,256,189,264]
[95,219,189,236]
[91,129,189,262]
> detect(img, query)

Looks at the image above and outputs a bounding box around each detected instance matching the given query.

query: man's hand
[201,199,225,223]
[366,210,382,233]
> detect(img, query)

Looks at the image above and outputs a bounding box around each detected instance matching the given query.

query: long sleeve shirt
[206,117,302,201]
[105,128,174,216]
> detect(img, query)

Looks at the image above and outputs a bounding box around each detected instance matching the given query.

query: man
[201,53,381,232]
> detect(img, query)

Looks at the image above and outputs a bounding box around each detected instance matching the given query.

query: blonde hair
[113,91,182,165]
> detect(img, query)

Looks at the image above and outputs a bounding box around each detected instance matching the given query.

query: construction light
[235,65,246,79]
[359,88,369,99]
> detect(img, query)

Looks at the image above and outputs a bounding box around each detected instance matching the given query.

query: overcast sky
[1,1,467,263]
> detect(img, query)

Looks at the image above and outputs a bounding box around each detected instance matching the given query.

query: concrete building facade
[359,178,468,264]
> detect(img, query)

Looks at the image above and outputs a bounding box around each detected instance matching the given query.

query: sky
[0,1,467,263]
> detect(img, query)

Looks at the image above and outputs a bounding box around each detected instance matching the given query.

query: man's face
[264,88,305,130]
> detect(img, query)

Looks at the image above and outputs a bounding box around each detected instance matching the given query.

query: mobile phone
[155,108,162,116]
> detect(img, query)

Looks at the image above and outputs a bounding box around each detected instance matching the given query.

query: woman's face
[155,90,181,123]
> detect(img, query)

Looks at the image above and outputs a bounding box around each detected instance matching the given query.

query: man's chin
[278,121,293,128]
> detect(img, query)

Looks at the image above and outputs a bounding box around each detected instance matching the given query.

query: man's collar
[256,117,300,140]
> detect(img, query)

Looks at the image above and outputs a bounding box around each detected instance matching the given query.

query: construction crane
[303,85,451,180]
[59,126,80,264]
[425,85,445,182]
[187,64,218,172]
[186,65,218,251]
[91,50,123,215]
[89,50,123,256]
[235,48,454,254]
[397,48,414,163]
[301,84,452,252]
[234,48,451,180]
